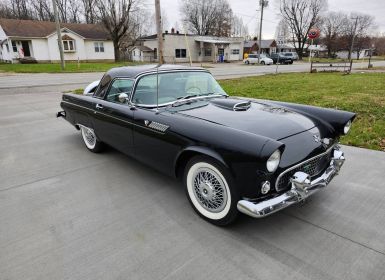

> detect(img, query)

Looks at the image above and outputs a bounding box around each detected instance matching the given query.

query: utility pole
[349,16,359,62]
[52,0,65,70]
[155,0,164,65]
[257,0,268,64]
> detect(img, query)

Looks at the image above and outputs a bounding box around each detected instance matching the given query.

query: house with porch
[136,30,244,63]
[243,40,277,57]
[0,18,114,63]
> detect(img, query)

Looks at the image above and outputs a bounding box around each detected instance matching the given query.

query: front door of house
[21,41,31,57]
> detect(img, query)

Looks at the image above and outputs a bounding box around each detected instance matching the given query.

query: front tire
[184,156,239,226]
[80,125,103,153]
[261,61,265,65]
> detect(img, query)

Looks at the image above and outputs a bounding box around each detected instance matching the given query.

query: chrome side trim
[237,148,345,218]
[275,144,337,191]
[62,101,167,134]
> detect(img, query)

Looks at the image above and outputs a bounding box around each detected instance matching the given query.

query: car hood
[172,97,315,140]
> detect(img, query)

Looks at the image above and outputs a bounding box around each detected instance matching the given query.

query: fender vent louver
[147,121,169,132]
[233,101,251,111]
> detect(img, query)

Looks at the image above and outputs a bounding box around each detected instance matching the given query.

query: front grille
[275,149,333,192]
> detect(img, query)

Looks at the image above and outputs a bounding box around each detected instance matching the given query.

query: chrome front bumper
[237,148,345,218]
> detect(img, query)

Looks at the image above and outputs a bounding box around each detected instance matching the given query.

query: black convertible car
[57,65,355,225]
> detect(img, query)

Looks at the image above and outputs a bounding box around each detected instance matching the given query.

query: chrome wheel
[193,168,227,213]
[80,126,96,149]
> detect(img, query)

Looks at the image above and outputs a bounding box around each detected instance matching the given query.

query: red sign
[308,28,320,39]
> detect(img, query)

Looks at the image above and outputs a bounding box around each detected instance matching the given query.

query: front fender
[174,146,229,177]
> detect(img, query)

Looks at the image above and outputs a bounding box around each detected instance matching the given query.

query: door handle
[96,104,103,110]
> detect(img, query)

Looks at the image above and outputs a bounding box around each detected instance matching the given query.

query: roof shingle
[0,18,110,40]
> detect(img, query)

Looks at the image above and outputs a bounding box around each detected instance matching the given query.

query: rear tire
[245,60,250,65]
[184,156,239,226]
[80,125,103,153]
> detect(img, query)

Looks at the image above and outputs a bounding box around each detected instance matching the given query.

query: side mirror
[118,93,129,103]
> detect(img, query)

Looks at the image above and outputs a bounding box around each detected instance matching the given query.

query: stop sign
[308,28,320,39]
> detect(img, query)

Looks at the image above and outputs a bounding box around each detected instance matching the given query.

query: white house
[135,30,244,63]
[0,18,115,63]
[129,45,155,62]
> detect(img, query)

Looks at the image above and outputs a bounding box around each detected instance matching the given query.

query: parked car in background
[57,65,355,226]
[243,54,273,65]
[282,52,299,61]
[270,53,293,64]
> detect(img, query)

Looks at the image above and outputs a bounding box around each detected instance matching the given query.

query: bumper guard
[237,148,345,218]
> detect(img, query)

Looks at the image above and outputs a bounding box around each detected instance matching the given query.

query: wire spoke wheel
[185,157,238,224]
[192,168,227,213]
[81,126,96,149]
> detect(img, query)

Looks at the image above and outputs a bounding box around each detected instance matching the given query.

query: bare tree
[231,15,248,37]
[275,18,290,44]
[0,1,15,19]
[321,12,348,57]
[96,0,141,61]
[279,0,327,59]
[11,0,33,19]
[180,0,233,36]
[67,0,81,23]
[30,0,54,21]
[81,0,98,23]
[344,13,375,59]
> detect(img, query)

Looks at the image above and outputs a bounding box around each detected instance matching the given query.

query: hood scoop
[210,98,251,111]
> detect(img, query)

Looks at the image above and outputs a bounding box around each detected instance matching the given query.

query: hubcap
[192,168,227,213]
[82,127,96,147]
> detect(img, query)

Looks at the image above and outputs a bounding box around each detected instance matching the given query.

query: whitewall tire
[80,125,103,153]
[184,156,239,225]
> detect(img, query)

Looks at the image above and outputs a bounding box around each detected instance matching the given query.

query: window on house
[6,44,9,52]
[231,49,240,55]
[12,41,17,52]
[175,49,186,58]
[154,48,157,59]
[204,48,212,56]
[63,40,75,51]
[94,42,104,52]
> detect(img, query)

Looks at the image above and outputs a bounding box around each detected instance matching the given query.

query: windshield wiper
[171,92,227,107]
[176,94,200,100]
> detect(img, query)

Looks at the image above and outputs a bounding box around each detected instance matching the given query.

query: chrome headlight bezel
[266,149,281,173]
[343,120,352,135]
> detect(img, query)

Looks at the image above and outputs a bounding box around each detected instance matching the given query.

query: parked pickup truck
[270,53,293,64]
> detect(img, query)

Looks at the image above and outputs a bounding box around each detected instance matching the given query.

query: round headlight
[344,120,352,134]
[266,149,281,173]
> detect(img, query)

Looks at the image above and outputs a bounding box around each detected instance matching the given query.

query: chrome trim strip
[61,101,167,134]
[275,144,337,191]
[238,148,345,218]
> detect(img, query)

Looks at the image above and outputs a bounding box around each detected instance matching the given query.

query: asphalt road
[1,60,385,93]
[0,85,385,279]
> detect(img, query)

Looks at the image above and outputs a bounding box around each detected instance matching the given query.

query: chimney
[171,27,175,34]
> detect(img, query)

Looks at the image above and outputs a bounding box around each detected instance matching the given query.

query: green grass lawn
[219,73,385,151]
[0,62,145,73]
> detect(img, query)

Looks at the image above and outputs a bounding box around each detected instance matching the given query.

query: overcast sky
[157,0,385,38]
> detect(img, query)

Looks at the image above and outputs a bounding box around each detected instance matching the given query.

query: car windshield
[132,71,227,106]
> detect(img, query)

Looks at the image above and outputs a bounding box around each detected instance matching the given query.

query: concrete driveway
[0,89,385,280]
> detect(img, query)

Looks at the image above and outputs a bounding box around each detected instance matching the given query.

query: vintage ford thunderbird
[57,65,355,225]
